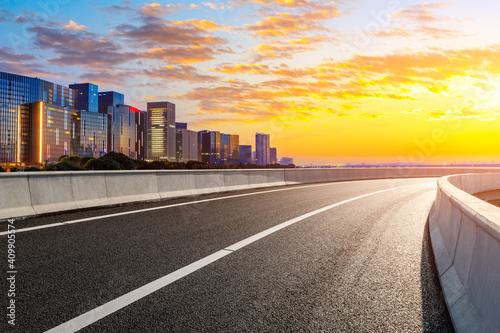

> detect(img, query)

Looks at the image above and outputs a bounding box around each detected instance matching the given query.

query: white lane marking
[0,179,435,236]
[44,182,433,333]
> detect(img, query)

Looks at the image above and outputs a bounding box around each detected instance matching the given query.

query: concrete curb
[431,173,500,332]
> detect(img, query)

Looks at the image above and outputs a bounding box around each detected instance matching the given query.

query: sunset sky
[1,0,500,165]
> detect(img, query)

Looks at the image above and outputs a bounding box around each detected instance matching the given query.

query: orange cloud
[143,64,218,82]
[64,20,85,31]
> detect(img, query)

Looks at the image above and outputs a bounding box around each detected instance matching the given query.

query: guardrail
[430,173,500,332]
[2,167,500,222]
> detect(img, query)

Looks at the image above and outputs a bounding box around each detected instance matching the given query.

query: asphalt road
[1,178,453,332]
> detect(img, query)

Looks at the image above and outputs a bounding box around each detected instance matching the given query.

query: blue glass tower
[0,71,76,164]
[69,83,98,113]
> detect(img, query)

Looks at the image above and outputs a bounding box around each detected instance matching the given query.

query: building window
[56,128,59,145]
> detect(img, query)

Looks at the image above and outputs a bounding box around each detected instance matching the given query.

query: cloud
[115,20,228,48]
[143,64,219,82]
[243,6,340,38]
[143,45,233,64]
[29,26,138,68]
[141,3,199,17]
[370,26,468,40]
[394,2,453,23]
[64,20,86,31]
[79,70,136,87]
[0,47,36,62]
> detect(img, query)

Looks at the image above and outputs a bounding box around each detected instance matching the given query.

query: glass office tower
[27,101,79,165]
[229,134,239,163]
[98,91,124,113]
[256,133,270,166]
[69,83,98,113]
[220,133,230,165]
[105,105,141,159]
[200,131,220,164]
[239,145,252,164]
[72,110,108,158]
[270,147,277,164]
[0,71,76,165]
[147,101,176,160]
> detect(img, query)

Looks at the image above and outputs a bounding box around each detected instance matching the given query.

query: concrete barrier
[430,173,500,332]
[29,172,78,216]
[0,173,35,220]
[105,171,160,205]
[2,167,500,222]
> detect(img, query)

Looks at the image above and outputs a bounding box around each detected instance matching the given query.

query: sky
[1,0,500,165]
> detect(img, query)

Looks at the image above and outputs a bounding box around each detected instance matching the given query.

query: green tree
[84,158,123,170]
[101,152,136,170]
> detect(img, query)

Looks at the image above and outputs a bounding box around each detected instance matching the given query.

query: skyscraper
[239,145,252,164]
[69,83,98,113]
[147,101,176,160]
[255,133,270,166]
[105,105,142,159]
[200,131,220,164]
[270,147,277,164]
[71,110,108,158]
[98,91,124,113]
[229,134,239,163]
[176,126,198,162]
[220,133,230,164]
[0,71,77,165]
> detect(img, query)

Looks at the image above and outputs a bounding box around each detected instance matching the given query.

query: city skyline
[1,1,500,165]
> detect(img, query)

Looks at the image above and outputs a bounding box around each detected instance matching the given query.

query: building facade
[255,133,270,166]
[176,128,198,162]
[105,105,142,159]
[200,131,220,164]
[229,134,239,163]
[147,101,176,160]
[69,83,98,113]
[98,91,124,113]
[270,147,277,164]
[71,110,108,158]
[239,145,252,164]
[26,101,79,165]
[0,71,77,165]
[280,157,294,165]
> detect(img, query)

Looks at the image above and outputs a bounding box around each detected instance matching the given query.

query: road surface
[1,178,453,332]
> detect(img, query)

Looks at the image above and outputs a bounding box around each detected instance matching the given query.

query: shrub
[45,161,84,171]
[102,152,136,170]
[60,155,82,166]
[0,165,6,172]
[84,158,123,170]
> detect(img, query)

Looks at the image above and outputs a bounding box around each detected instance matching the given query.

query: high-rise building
[200,131,220,164]
[147,101,176,160]
[136,110,147,160]
[270,147,277,164]
[71,110,108,158]
[69,83,98,113]
[220,133,230,164]
[26,101,79,165]
[239,145,252,164]
[105,105,142,159]
[98,91,124,113]
[176,127,198,162]
[229,134,239,163]
[255,133,270,166]
[280,157,294,165]
[175,122,187,130]
[0,71,77,165]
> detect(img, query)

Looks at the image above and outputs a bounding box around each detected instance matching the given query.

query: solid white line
[0,179,423,236]
[44,182,432,333]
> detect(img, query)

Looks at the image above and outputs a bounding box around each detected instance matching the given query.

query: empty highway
[1,178,453,332]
